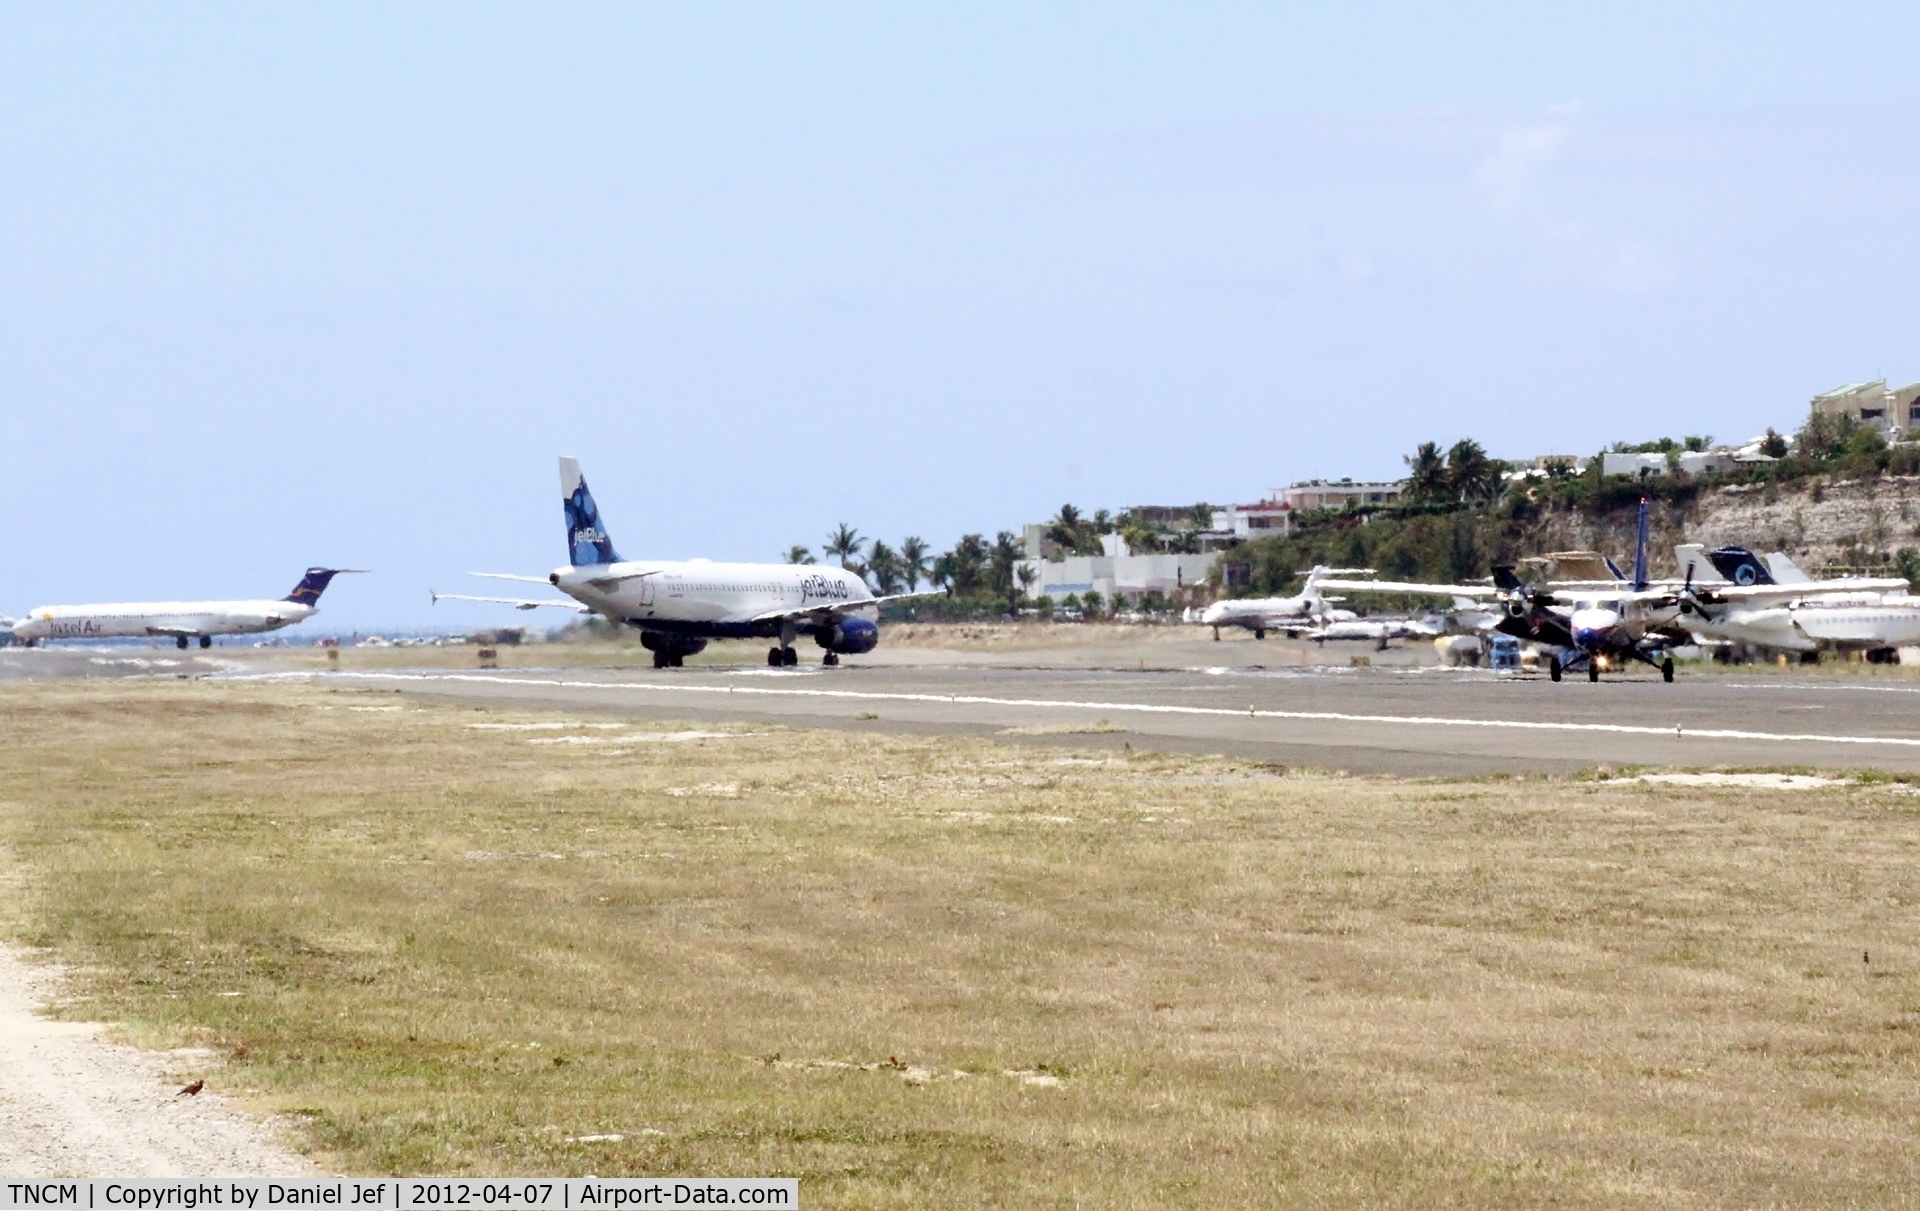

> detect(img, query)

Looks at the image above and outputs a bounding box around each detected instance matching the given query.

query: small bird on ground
[177,1079,204,1097]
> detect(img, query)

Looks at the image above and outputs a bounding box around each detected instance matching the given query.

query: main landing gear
[1548,656,1562,682]
[652,650,684,669]
[822,651,839,667]
[766,646,799,668]
[199,635,211,649]
[1254,627,1266,640]
[176,636,188,650]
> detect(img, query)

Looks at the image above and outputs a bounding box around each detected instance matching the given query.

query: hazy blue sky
[5,4,1920,628]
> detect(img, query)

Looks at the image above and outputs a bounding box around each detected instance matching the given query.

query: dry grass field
[2,679,1919,1206]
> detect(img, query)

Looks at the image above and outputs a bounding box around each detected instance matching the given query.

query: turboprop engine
[815,616,879,655]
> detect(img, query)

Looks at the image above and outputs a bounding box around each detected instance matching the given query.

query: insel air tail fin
[560,456,622,567]
[284,568,364,606]
[1706,546,1775,587]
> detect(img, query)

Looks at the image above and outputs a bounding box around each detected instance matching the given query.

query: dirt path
[0,943,314,1176]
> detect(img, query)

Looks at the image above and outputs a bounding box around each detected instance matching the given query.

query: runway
[258,661,1920,776]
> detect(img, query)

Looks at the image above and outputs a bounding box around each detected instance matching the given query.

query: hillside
[1223,471,1920,594]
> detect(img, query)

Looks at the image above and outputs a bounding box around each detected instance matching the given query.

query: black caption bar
[0,1183,796,1211]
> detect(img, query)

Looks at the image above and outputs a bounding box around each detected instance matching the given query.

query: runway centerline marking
[224,670,1920,750]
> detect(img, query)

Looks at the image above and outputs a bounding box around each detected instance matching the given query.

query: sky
[5,4,1920,629]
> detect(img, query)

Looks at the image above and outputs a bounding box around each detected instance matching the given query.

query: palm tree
[947,534,988,596]
[1446,439,1493,502]
[989,531,1022,610]
[1403,442,1448,502]
[823,523,865,571]
[1017,564,1038,603]
[899,536,929,591]
[1046,505,1101,557]
[866,540,903,595]
[784,545,815,565]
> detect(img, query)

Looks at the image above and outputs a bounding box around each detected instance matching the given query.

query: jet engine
[639,631,708,657]
[814,617,879,655]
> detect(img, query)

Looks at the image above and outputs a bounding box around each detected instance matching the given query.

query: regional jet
[11,569,364,649]
[439,457,929,668]
[1195,567,1371,639]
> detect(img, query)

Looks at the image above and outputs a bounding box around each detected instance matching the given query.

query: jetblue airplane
[11,569,363,649]
[439,457,920,668]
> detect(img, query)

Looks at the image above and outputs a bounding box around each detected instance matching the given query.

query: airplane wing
[431,591,590,613]
[1694,576,1910,603]
[1312,579,1504,598]
[742,588,946,625]
[144,626,200,638]
[471,572,553,584]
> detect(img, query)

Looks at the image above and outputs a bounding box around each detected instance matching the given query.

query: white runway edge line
[220,670,1920,750]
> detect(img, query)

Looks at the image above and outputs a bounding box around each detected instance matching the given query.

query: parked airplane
[1307,615,1444,647]
[1672,543,1917,657]
[1318,500,1906,682]
[441,457,928,668]
[11,569,363,649]
[1194,567,1371,639]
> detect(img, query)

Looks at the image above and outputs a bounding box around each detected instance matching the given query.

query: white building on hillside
[1019,532,1215,606]
[1811,379,1920,434]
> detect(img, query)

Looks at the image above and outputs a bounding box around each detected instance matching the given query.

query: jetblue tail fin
[284,568,363,606]
[560,456,622,566]
[1631,498,1650,591]
[1706,546,1775,586]
[1491,564,1522,591]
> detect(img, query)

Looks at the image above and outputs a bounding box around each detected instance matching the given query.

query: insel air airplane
[11,569,363,649]
[438,457,923,668]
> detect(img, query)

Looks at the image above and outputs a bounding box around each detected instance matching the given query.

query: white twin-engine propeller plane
[11,568,364,649]
[435,457,932,668]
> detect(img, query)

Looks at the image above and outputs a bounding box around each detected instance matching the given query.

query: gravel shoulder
[0,942,315,1177]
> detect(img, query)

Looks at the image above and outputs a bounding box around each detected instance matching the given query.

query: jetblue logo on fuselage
[798,573,853,603]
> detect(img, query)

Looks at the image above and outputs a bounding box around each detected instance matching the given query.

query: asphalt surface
[268,661,1920,776]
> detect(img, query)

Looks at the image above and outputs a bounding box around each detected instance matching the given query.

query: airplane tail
[1491,564,1522,591]
[284,568,360,606]
[1631,498,1650,591]
[1674,544,1724,585]
[1764,552,1811,584]
[1301,565,1372,590]
[560,456,622,567]
[1706,546,1775,586]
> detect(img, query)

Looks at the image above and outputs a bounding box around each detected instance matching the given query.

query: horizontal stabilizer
[431,590,588,613]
